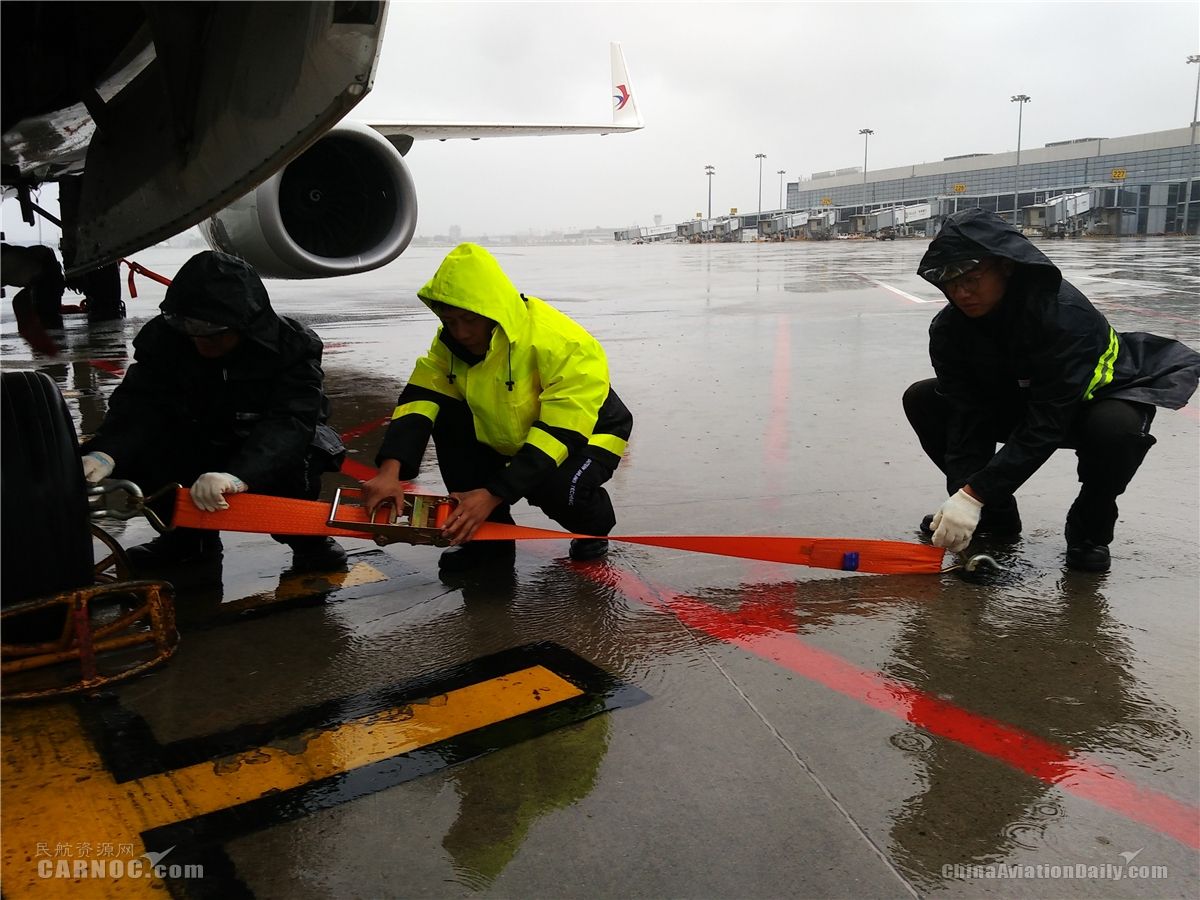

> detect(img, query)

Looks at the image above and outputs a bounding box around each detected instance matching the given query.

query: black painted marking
[80,643,630,783]
[74,643,647,899]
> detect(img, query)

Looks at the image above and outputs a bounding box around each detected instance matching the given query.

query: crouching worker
[79,251,348,573]
[904,208,1200,572]
[361,243,633,572]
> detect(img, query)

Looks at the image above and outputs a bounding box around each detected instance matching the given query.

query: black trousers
[432,400,618,537]
[902,378,1156,542]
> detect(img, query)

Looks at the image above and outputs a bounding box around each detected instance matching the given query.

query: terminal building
[617,125,1199,242]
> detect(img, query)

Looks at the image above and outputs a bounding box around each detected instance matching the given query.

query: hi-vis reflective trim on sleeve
[588,432,628,457]
[392,400,439,422]
[526,426,569,464]
[1084,328,1119,401]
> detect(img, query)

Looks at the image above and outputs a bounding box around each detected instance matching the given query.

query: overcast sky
[5,1,1198,240]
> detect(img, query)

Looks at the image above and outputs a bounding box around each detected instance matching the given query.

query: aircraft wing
[373,122,642,141]
[368,43,642,150]
[198,41,644,279]
[5,21,642,282]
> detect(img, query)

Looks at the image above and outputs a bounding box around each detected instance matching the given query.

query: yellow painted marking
[2,665,581,897]
[324,559,389,590]
[222,560,388,613]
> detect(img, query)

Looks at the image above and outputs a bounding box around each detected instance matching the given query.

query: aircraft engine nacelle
[198,122,417,279]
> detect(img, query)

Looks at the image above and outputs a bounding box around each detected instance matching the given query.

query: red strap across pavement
[171,489,945,575]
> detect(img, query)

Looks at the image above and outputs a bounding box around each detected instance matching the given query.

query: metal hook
[87,480,178,533]
[940,552,1003,579]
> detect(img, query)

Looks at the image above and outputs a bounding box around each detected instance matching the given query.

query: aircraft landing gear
[0,371,176,700]
[67,262,126,321]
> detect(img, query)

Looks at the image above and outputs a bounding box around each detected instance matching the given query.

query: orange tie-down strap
[170,489,946,575]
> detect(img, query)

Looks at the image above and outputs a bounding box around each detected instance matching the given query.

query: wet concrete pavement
[2,237,1197,898]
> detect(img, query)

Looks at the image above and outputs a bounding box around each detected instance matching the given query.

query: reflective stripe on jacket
[922,209,1200,501]
[377,243,632,501]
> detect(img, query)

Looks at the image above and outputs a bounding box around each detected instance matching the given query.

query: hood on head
[160,251,280,349]
[417,243,526,341]
[918,208,1060,292]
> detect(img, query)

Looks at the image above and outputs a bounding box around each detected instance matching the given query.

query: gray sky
[5,1,1198,240]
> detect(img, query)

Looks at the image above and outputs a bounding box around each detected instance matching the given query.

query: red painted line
[566,558,1199,849]
[335,416,388,482]
[339,458,377,482]
[340,416,391,443]
[88,359,126,377]
[764,314,790,466]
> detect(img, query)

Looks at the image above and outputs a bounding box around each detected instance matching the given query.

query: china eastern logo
[613,83,630,110]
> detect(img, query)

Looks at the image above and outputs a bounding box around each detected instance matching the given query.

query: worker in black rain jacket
[361,243,633,572]
[79,251,348,572]
[904,208,1200,572]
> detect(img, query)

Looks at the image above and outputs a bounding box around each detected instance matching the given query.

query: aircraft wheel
[1,371,94,607]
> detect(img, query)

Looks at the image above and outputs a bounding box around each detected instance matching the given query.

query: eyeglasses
[941,260,996,296]
[919,258,981,285]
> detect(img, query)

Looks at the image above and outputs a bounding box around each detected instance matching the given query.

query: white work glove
[190,472,247,512]
[929,489,984,553]
[81,451,115,484]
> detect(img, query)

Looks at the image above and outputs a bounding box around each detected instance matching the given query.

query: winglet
[611,43,643,129]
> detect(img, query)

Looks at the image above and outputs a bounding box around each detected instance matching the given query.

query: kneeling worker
[80,251,348,572]
[362,243,633,571]
[904,208,1200,571]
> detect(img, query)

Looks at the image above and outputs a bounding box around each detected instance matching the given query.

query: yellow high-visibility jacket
[376,243,632,501]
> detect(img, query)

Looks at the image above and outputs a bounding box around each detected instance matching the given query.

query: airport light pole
[859,128,874,205]
[1011,94,1031,227]
[705,165,715,220]
[778,169,786,209]
[756,153,766,233]
[1187,55,1199,233]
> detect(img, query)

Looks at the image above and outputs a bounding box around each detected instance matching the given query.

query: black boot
[283,536,348,573]
[127,528,222,568]
[569,538,610,561]
[978,496,1021,538]
[1064,491,1117,573]
[1065,537,1111,573]
[919,497,1020,539]
[438,540,516,572]
[1064,400,1156,573]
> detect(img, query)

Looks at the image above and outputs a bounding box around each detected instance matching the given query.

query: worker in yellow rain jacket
[362,244,633,572]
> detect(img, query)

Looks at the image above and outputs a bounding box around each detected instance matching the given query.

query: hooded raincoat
[916,208,1200,501]
[377,243,632,503]
[82,251,343,490]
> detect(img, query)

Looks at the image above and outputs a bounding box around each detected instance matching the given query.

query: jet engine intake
[199,122,417,278]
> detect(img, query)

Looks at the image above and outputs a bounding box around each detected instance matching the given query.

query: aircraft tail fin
[611,43,643,129]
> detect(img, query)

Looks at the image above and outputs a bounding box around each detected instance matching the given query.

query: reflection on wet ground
[1,238,1197,897]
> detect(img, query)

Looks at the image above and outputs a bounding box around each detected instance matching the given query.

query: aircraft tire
[1,371,94,608]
